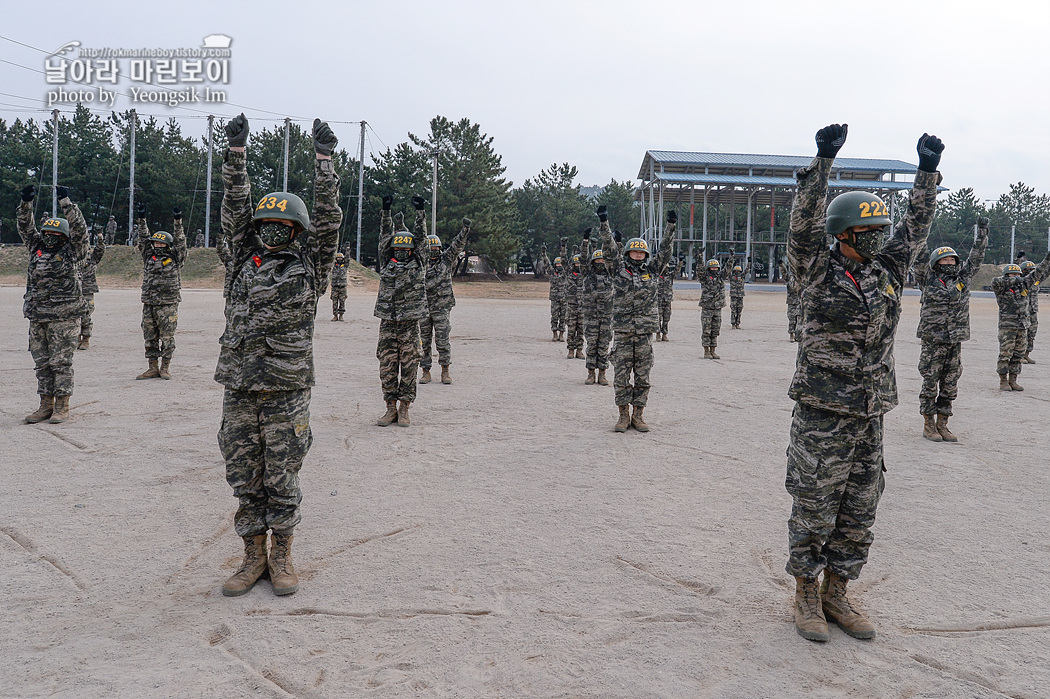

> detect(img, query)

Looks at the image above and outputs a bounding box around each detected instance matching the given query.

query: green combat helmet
[40,217,70,236]
[1020,260,1037,275]
[825,191,892,237]
[252,192,310,231]
[591,249,604,263]
[150,231,174,246]
[391,231,414,249]
[625,238,650,259]
[1004,264,1022,276]
[553,256,563,267]
[707,258,720,270]
[427,234,442,248]
[571,253,582,265]
[930,245,959,267]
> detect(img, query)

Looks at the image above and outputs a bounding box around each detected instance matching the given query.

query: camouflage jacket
[138,217,188,305]
[330,259,349,294]
[992,253,1050,330]
[214,150,342,391]
[374,210,428,321]
[105,219,116,240]
[781,261,801,309]
[17,198,88,322]
[657,258,682,301]
[81,237,106,294]
[565,264,584,309]
[788,157,938,418]
[580,238,615,319]
[215,231,233,298]
[1027,271,1042,320]
[729,266,747,299]
[425,221,470,313]
[914,223,988,343]
[599,220,675,334]
[540,243,568,301]
[698,263,731,309]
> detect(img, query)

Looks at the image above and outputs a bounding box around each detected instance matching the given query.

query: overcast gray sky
[3,0,1048,203]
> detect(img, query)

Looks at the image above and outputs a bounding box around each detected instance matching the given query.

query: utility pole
[1011,224,1016,262]
[205,115,214,247]
[355,120,366,263]
[128,109,136,245]
[282,117,291,192]
[430,149,440,239]
[51,109,59,213]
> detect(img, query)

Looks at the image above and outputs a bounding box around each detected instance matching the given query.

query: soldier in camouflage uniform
[785,124,942,643]
[77,230,106,350]
[599,206,676,432]
[17,184,88,424]
[105,215,117,245]
[374,195,429,426]
[992,255,1050,391]
[540,239,568,341]
[656,256,681,341]
[1020,260,1041,363]
[216,115,342,598]
[330,252,348,321]
[134,205,188,381]
[698,257,731,358]
[579,230,614,386]
[913,220,988,442]
[419,218,471,385]
[195,229,205,248]
[564,247,585,359]
[729,259,747,329]
[781,260,803,341]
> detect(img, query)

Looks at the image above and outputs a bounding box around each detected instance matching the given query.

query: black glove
[21,185,36,202]
[463,217,472,228]
[614,230,622,243]
[667,210,677,224]
[382,195,393,211]
[136,202,146,217]
[596,204,608,222]
[313,118,337,156]
[978,216,990,227]
[815,123,848,159]
[172,207,182,220]
[541,244,547,252]
[560,237,568,246]
[917,133,944,173]
[583,228,592,240]
[224,113,248,148]
[56,186,68,200]
[412,196,426,211]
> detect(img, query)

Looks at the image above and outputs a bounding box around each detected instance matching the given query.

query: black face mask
[43,234,65,249]
[393,248,411,262]
[258,222,295,249]
[593,264,608,275]
[938,264,958,277]
[153,244,170,257]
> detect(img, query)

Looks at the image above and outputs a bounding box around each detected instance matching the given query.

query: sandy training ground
[2,283,1048,698]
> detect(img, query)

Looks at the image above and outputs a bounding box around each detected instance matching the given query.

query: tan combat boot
[222,534,268,597]
[663,333,669,341]
[420,368,432,384]
[585,369,596,385]
[597,369,609,386]
[552,331,558,342]
[77,335,90,350]
[936,414,958,442]
[1008,373,1024,391]
[49,396,70,424]
[440,365,452,384]
[25,395,54,423]
[999,373,1011,391]
[397,400,411,427]
[332,313,338,321]
[136,359,160,380]
[268,531,299,596]
[159,358,172,380]
[614,405,631,433]
[794,576,830,642]
[567,349,574,359]
[631,406,650,432]
[821,570,876,639]
[922,415,942,442]
[377,400,398,426]
[710,346,720,360]
[703,346,712,359]
[1023,352,1035,364]
[575,348,584,359]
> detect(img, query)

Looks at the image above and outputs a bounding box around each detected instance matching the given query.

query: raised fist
[596,205,608,222]
[978,216,990,227]
[583,228,592,240]
[313,118,338,156]
[56,186,68,200]
[613,230,622,243]
[224,113,249,148]
[411,196,426,210]
[667,209,677,224]
[463,217,472,228]
[136,202,146,217]
[917,133,944,173]
[382,195,393,211]
[815,123,848,159]
[21,185,36,202]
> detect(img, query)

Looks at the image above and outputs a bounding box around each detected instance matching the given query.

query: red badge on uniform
[36,249,43,257]
[253,255,262,267]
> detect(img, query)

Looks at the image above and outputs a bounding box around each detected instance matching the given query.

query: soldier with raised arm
[134,205,188,380]
[729,258,747,329]
[579,229,614,386]
[1019,259,1042,364]
[992,254,1050,391]
[330,252,348,321]
[785,124,942,643]
[419,217,471,385]
[698,256,732,358]
[215,115,342,598]
[656,255,681,342]
[540,238,568,342]
[77,230,106,350]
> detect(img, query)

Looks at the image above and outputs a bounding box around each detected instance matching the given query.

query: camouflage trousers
[142,302,179,360]
[658,296,672,335]
[1027,320,1038,354]
[730,297,743,326]
[918,341,962,416]
[378,319,420,403]
[219,387,312,537]
[550,296,565,334]
[785,403,885,580]
[997,327,1028,376]
[565,303,584,351]
[584,312,612,370]
[81,293,95,338]
[612,331,653,407]
[701,307,722,347]
[419,309,452,370]
[29,318,80,397]
[787,302,801,336]
[331,291,346,316]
